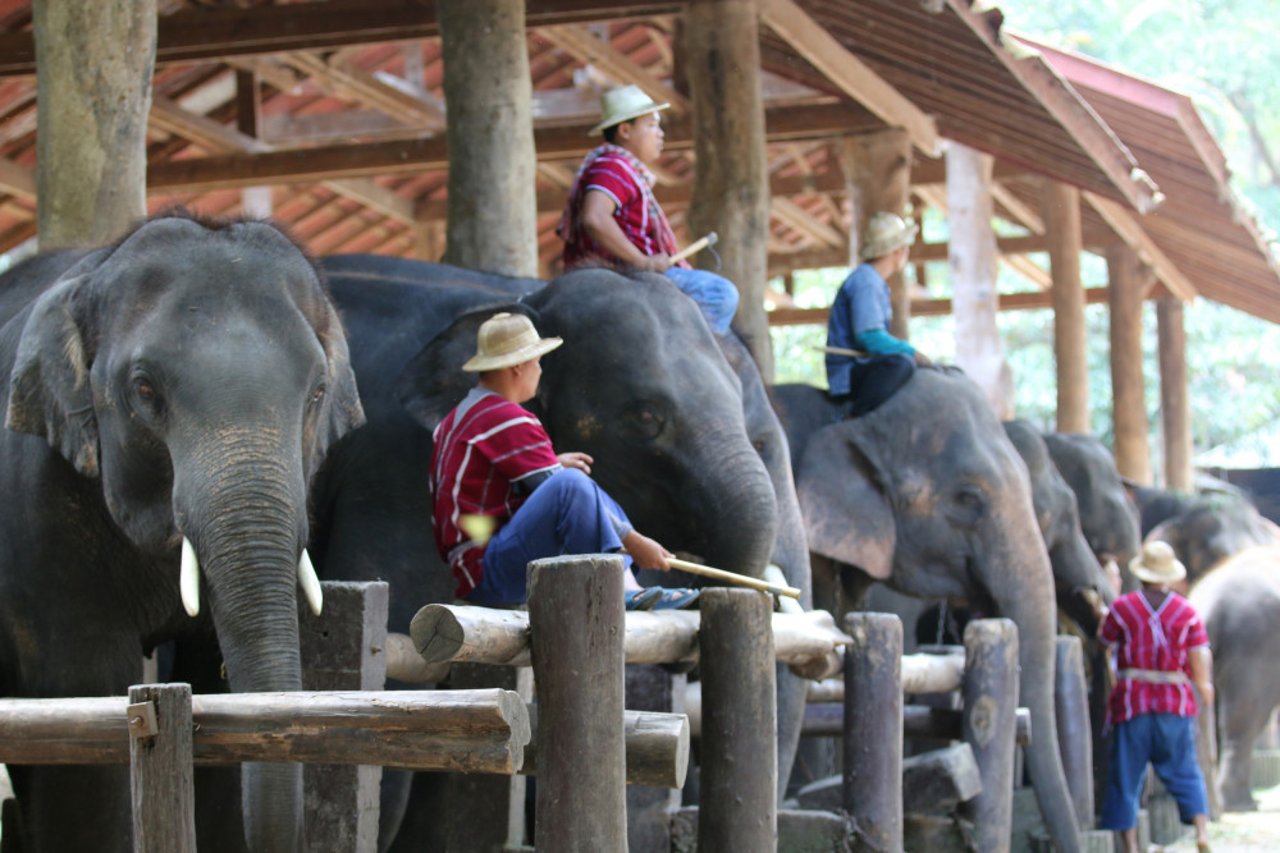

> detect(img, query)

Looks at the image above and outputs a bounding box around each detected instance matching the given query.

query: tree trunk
[1107,243,1152,484]
[1158,297,1192,490]
[1043,181,1089,433]
[33,0,156,248]
[438,0,538,276]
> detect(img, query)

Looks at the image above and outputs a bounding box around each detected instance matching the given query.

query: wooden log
[799,703,1032,746]
[1054,636,1095,831]
[903,743,983,813]
[384,632,450,684]
[529,555,628,852]
[1043,180,1090,433]
[842,613,903,850]
[804,650,964,702]
[961,619,1020,853]
[1107,243,1153,485]
[520,706,689,789]
[625,665,686,853]
[1157,297,1192,491]
[698,589,777,853]
[128,684,196,853]
[409,603,851,674]
[0,690,529,774]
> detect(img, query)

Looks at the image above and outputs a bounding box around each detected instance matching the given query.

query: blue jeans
[664,267,739,334]
[466,469,633,606]
[1099,713,1209,830]
[829,354,916,417]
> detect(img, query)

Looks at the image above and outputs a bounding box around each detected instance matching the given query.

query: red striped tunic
[1100,590,1209,724]
[430,389,561,598]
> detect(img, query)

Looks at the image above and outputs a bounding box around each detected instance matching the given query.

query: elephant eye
[308,383,327,406]
[951,486,987,523]
[626,405,664,440]
[135,380,156,400]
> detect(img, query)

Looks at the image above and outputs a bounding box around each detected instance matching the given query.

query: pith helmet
[860,211,919,260]
[590,84,671,135]
[462,312,563,372]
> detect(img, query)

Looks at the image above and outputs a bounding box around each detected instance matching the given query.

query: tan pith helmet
[462,312,563,372]
[860,211,919,260]
[1129,540,1187,585]
[590,84,671,135]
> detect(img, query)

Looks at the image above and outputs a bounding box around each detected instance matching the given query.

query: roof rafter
[1084,191,1197,300]
[537,25,688,114]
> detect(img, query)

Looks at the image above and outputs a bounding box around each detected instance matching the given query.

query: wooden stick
[813,344,869,358]
[669,231,718,264]
[667,556,802,599]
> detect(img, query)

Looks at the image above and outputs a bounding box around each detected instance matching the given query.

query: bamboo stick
[669,231,718,264]
[666,557,801,599]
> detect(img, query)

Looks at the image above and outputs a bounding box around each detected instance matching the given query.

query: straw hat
[860,212,919,260]
[589,84,671,135]
[1128,540,1187,585]
[462,312,563,372]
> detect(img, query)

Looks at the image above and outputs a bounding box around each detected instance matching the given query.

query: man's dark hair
[602,122,626,145]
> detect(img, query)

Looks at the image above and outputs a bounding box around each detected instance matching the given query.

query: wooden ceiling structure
[0,0,1274,326]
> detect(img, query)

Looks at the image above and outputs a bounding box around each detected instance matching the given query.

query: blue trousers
[1099,713,1209,830]
[665,267,739,335]
[831,353,916,417]
[466,469,632,606]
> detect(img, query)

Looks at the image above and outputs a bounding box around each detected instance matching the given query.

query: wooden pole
[949,142,1013,418]
[128,684,196,853]
[1042,181,1090,433]
[1158,297,1193,490]
[624,665,687,852]
[1107,243,1153,485]
[529,555,628,852]
[842,613,903,850]
[1054,636,1095,830]
[800,704,1032,745]
[33,0,157,247]
[698,589,777,853]
[437,0,538,276]
[961,619,1019,853]
[683,0,771,376]
[520,706,689,789]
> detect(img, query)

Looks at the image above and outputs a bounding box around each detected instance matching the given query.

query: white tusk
[298,549,323,616]
[180,537,201,618]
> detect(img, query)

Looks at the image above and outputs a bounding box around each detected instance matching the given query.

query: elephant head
[5,215,363,851]
[1145,492,1280,586]
[1043,432,1141,585]
[779,370,1083,852]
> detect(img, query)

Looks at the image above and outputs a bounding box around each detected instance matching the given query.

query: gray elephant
[772,371,1084,853]
[0,215,364,852]
[311,256,810,848]
[1189,545,1280,811]
[1145,492,1279,585]
[1043,432,1142,584]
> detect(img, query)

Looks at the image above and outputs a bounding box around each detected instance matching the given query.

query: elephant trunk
[178,447,308,853]
[697,442,779,579]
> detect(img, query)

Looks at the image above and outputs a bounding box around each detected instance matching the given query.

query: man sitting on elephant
[557,84,738,335]
[431,311,699,610]
[825,211,931,417]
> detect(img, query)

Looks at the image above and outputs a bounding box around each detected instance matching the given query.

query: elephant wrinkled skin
[0,215,364,852]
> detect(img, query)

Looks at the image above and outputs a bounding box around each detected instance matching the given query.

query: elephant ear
[795,421,895,580]
[395,301,535,431]
[5,274,100,477]
[312,300,366,468]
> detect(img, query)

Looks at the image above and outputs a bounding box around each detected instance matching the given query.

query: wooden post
[1107,243,1153,485]
[437,0,538,276]
[1042,181,1090,433]
[413,219,446,263]
[961,619,1019,853]
[529,555,627,852]
[128,683,196,853]
[1054,636,1095,830]
[949,143,1012,418]
[299,582,388,853]
[234,70,273,219]
[683,0,772,377]
[33,0,156,248]
[698,589,777,853]
[625,665,688,852]
[1157,297,1192,491]
[839,130,914,338]
[842,613,903,851]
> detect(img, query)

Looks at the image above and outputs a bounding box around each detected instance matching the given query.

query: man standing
[825,211,930,416]
[1097,540,1213,853]
[430,311,700,610]
[557,84,739,335]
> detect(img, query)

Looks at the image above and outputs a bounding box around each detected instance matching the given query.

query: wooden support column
[413,219,445,262]
[33,0,156,247]
[235,70,273,218]
[698,589,777,852]
[961,619,1019,853]
[128,683,196,853]
[1042,181,1090,433]
[437,0,538,276]
[683,0,772,377]
[838,130,913,338]
[529,555,627,852]
[842,613,903,851]
[1158,297,1193,490]
[948,143,1012,417]
[1107,243,1153,485]
[1054,636,1095,831]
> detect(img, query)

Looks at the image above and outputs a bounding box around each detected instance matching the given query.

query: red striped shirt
[430,389,561,598]
[1100,590,1209,724]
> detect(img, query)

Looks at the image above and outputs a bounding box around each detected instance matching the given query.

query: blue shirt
[825,263,916,395]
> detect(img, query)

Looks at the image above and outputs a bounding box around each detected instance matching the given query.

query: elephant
[771,370,1085,853]
[310,255,811,848]
[0,214,364,852]
[1188,545,1280,811]
[1144,492,1279,586]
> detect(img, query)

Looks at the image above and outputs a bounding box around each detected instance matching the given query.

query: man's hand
[915,351,933,367]
[557,451,593,475]
[644,253,673,274]
[623,530,673,571]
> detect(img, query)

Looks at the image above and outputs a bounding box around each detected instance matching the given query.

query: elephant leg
[9,765,132,852]
[1217,691,1266,811]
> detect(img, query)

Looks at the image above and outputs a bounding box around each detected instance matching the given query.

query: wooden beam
[0,0,686,77]
[1044,180,1090,433]
[991,181,1045,234]
[538,26,688,114]
[770,197,844,249]
[0,158,36,201]
[758,0,939,155]
[766,287,1111,325]
[1108,243,1153,485]
[281,52,446,130]
[1083,191,1196,301]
